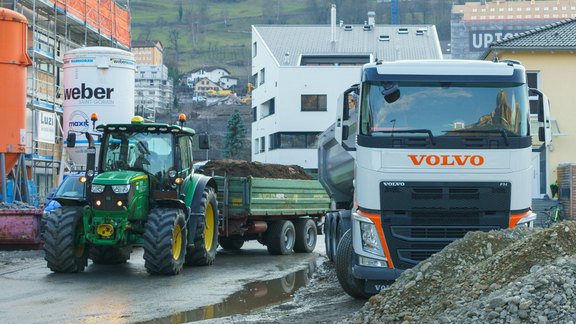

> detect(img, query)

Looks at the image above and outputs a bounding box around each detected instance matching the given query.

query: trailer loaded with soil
[196,160,330,255]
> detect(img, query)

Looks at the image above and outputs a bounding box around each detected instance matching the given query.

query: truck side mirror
[537,97,544,122]
[198,133,209,150]
[66,133,76,148]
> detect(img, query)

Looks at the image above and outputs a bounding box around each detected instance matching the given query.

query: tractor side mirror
[66,133,76,148]
[198,133,209,150]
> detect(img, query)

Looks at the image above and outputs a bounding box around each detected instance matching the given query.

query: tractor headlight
[360,221,384,257]
[91,184,105,193]
[168,170,177,178]
[112,184,130,194]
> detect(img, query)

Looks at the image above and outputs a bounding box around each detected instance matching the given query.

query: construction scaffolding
[0,0,130,203]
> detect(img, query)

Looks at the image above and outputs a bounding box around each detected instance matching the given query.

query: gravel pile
[0,201,39,210]
[347,221,576,323]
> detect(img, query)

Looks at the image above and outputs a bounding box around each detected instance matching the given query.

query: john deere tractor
[43,114,219,275]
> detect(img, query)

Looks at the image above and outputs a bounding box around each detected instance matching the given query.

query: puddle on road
[140,262,316,323]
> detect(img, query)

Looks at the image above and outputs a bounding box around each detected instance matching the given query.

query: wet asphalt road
[0,239,323,323]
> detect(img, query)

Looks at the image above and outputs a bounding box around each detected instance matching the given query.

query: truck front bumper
[352,264,404,294]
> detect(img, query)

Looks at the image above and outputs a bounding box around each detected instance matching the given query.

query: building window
[269,132,320,150]
[261,98,275,118]
[527,71,540,115]
[252,107,257,122]
[252,42,257,58]
[254,138,259,154]
[301,95,327,111]
[259,68,265,85]
[260,136,265,153]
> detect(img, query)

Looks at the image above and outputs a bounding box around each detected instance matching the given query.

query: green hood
[93,171,147,185]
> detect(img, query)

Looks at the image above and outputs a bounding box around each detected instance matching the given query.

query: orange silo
[0,8,32,175]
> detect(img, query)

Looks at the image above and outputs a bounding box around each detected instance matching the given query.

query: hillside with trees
[130,0,479,92]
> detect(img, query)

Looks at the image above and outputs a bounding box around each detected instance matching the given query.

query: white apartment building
[135,64,173,122]
[251,8,443,171]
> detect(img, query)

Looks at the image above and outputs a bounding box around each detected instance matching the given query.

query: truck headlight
[360,222,384,257]
[112,184,130,194]
[91,184,105,193]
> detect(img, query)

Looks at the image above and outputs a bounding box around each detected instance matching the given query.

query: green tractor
[43,114,219,275]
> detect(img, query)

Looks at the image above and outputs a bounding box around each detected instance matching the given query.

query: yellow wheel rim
[172,224,182,260]
[204,203,215,251]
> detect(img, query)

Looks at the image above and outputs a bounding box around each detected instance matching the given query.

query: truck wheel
[329,213,340,261]
[266,220,296,255]
[218,236,244,250]
[143,208,187,275]
[185,187,219,266]
[90,246,131,264]
[43,206,88,273]
[335,229,371,299]
[324,213,334,261]
[293,218,317,253]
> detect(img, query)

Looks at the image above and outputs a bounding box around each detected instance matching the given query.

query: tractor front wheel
[185,187,219,266]
[143,208,187,275]
[43,206,88,273]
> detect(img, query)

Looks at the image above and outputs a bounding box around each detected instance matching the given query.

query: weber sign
[63,47,135,165]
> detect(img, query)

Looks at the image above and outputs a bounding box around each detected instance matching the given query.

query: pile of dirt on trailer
[347,221,576,323]
[198,160,313,180]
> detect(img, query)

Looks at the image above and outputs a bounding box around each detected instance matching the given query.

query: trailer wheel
[43,206,88,273]
[143,208,187,275]
[218,236,244,250]
[335,229,371,299]
[185,187,219,266]
[294,218,317,253]
[266,220,295,255]
[90,246,131,264]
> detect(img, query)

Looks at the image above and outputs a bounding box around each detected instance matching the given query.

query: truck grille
[378,181,511,269]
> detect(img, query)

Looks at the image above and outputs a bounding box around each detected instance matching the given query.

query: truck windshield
[101,131,174,178]
[359,81,529,138]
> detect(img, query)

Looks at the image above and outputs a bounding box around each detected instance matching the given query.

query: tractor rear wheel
[143,208,187,275]
[90,246,131,264]
[43,206,88,273]
[185,187,219,266]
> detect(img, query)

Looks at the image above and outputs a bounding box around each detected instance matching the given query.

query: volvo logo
[408,154,485,167]
[381,182,405,186]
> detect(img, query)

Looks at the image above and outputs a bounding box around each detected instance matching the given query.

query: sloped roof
[253,24,443,66]
[482,17,576,56]
[189,66,231,74]
[132,40,163,50]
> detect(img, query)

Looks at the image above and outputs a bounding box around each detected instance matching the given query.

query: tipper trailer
[319,59,552,298]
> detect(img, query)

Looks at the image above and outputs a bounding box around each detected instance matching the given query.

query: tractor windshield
[100,131,174,178]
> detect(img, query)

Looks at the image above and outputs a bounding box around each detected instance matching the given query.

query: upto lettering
[408,154,485,167]
[64,83,114,100]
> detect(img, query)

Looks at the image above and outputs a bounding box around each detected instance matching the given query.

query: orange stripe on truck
[356,209,394,269]
[509,210,532,228]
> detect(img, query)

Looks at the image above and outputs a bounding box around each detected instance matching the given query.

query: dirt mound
[347,222,576,323]
[198,160,313,180]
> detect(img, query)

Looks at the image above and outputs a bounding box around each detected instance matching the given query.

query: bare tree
[169,29,180,52]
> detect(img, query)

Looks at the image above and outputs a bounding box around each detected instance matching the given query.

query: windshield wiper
[374,129,435,145]
[443,129,509,145]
